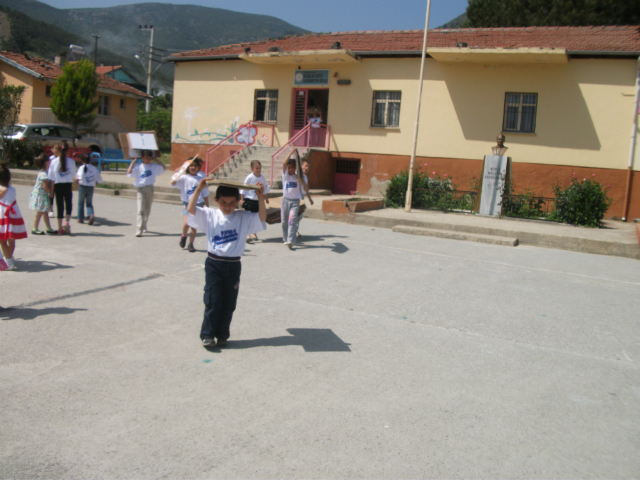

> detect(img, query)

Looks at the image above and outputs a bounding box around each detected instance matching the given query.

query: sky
[36,0,470,32]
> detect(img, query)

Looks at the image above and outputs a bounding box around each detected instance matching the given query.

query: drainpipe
[405,0,431,212]
[623,56,640,221]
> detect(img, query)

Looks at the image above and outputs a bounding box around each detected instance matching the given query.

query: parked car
[1,123,102,156]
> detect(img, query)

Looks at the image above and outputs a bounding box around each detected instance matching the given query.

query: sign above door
[294,70,330,86]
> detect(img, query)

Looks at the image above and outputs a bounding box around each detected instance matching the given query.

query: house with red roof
[0,52,150,149]
[168,26,640,219]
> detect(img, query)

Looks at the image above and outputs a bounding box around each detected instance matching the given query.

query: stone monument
[478,135,511,216]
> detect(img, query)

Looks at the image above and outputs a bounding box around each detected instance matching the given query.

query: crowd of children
[3,150,315,350]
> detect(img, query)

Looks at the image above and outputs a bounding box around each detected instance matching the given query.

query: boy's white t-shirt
[300,173,309,197]
[76,164,103,187]
[173,171,209,203]
[282,172,302,200]
[47,156,77,184]
[188,207,266,257]
[128,162,165,187]
[241,173,270,200]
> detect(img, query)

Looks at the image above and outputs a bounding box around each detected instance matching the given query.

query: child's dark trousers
[201,256,242,341]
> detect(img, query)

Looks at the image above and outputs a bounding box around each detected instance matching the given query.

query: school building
[0,52,150,149]
[167,26,640,220]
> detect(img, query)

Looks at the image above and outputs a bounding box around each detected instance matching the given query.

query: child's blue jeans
[77,185,94,220]
[201,256,242,341]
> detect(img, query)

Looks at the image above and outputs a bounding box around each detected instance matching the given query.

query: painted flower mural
[235,125,258,146]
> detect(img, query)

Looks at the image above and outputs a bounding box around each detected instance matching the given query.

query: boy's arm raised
[188,178,208,215]
[256,183,267,222]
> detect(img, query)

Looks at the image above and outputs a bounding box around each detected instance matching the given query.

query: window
[56,127,75,139]
[98,95,110,116]
[120,99,126,109]
[45,85,52,97]
[371,91,401,128]
[254,90,278,123]
[502,93,537,133]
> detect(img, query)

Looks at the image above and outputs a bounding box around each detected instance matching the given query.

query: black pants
[201,257,241,341]
[242,198,259,213]
[54,182,73,219]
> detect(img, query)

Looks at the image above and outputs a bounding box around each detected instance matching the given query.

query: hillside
[0,0,308,56]
[0,0,309,89]
[437,13,467,29]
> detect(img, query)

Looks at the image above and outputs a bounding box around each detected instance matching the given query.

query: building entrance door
[291,88,329,146]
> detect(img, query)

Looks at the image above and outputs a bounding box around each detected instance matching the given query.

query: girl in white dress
[0,164,27,271]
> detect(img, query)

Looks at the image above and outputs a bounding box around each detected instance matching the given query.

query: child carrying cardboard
[187,178,267,348]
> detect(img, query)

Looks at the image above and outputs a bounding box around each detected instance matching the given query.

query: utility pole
[405,0,432,213]
[92,34,100,66]
[139,25,154,113]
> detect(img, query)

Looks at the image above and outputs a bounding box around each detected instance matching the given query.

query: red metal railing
[204,121,274,176]
[270,123,330,186]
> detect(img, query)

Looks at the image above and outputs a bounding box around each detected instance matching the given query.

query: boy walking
[187,178,267,347]
[127,150,166,236]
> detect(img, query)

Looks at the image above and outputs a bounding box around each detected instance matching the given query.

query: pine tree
[49,59,99,143]
[464,0,640,27]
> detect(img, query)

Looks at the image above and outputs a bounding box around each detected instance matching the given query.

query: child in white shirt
[240,160,270,243]
[187,178,267,347]
[75,153,103,225]
[126,149,166,236]
[281,157,308,249]
[171,157,209,252]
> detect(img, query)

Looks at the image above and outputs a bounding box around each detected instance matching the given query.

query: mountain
[437,13,467,29]
[0,0,309,88]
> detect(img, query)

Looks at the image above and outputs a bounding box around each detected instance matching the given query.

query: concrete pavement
[1,183,639,478]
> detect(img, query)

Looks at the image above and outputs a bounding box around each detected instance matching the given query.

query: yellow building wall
[101,93,138,132]
[0,65,35,124]
[172,57,640,171]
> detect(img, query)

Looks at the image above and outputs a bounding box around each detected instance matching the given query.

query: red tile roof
[96,65,121,75]
[0,52,149,98]
[171,26,640,59]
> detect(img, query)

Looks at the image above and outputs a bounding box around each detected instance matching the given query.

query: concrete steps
[392,225,519,247]
[211,146,279,183]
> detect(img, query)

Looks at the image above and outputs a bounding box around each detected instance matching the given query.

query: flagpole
[405,0,432,212]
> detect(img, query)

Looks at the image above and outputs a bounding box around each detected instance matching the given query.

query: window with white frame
[502,93,537,133]
[254,90,278,123]
[371,91,401,128]
[98,95,110,116]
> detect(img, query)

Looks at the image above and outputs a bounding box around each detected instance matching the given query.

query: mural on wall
[175,111,268,146]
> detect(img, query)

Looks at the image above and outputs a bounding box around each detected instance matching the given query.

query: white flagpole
[405,0,432,212]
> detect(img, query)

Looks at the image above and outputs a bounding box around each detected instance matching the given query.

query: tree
[464,0,640,28]
[0,85,26,158]
[137,94,172,150]
[49,59,100,143]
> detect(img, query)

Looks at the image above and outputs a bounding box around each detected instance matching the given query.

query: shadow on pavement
[1,306,88,320]
[90,218,132,227]
[260,234,347,244]
[70,233,125,238]
[220,328,351,352]
[15,260,73,273]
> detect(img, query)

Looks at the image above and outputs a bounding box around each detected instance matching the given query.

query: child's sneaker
[187,243,196,253]
[0,259,8,271]
[179,236,187,248]
[77,219,84,224]
[216,338,228,347]
[88,215,95,225]
[31,229,45,235]
[202,338,216,347]
[63,223,71,235]
[46,228,57,235]
[58,227,65,235]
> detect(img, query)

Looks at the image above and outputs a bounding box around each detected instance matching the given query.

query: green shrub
[2,139,43,168]
[500,179,547,219]
[549,175,612,227]
[385,169,474,211]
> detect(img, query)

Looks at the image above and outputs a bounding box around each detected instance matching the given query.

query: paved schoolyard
[1,183,639,479]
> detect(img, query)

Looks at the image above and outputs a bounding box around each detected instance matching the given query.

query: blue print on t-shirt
[85,175,95,183]
[141,170,152,179]
[212,229,239,246]
[187,186,197,196]
[59,170,70,177]
[286,181,297,189]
